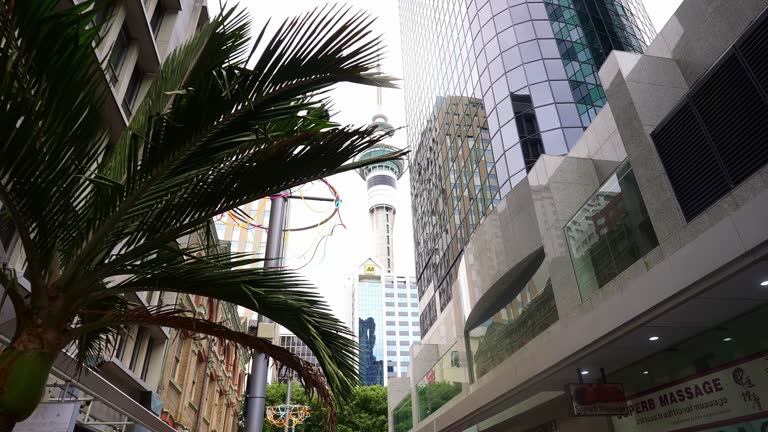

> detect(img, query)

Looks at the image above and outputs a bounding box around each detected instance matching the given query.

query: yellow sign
[364,264,375,274]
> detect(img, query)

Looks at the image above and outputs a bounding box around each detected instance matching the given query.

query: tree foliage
[241,383,388,432]
[0,0,403,429]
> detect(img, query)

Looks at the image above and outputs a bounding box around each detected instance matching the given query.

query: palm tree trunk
[0,330,58,430]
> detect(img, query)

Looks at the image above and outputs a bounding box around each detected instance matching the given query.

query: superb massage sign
[612,354,768,432]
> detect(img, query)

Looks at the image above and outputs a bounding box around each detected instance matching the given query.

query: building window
[190,355,201,397]
[150,5,165,38]
[171,334,185,381]
[468,270,558,381]
[129,328,146,371]
[108,24,130,84]
[121,64,143,118]
[564,162,658,300]
[450,351,460,368]
[113,334,127,362]
[511,94,544,171]
[140,338,154,381]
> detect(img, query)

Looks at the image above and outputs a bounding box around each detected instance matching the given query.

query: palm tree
[0,1,403,430]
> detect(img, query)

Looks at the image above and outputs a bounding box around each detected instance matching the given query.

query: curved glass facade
[357,274,421,386]
[400,0,654,333]
[359,281,385,386]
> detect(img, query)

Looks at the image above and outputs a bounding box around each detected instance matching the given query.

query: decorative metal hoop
[266,404,311,428]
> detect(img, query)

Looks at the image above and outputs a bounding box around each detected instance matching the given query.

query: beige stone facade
[157,295,249,432]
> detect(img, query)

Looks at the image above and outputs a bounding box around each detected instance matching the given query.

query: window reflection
[564,161,658,300]
[468,265,558,380]
[417,344,466,421]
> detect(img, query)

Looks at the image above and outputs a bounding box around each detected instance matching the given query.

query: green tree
[337,385,388,432]
[244,383,388,432]
[0,1,401,430]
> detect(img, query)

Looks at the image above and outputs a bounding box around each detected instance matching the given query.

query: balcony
[564,161,659,300]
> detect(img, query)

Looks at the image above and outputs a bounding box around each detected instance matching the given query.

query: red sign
[568,383,629,416]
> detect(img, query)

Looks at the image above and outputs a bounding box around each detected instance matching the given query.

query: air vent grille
[651,9,768,221]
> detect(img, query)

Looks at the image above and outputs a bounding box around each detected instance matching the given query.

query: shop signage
[364,264,375,274]
[613,353,768,432]
[567,383,629,416]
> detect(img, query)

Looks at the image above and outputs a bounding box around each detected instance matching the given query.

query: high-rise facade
[389,1,768,432]
[400,0,655,335]
[355,260,421,386]
[275,333,321,383]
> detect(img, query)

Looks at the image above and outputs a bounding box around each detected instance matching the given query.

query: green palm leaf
[97,250,360,401]
[0,1,404,428]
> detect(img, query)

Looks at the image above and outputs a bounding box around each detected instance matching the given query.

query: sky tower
[354,78,406,274]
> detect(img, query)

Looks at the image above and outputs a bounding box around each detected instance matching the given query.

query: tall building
[274,332,321,383]
[354,85,421,386]
[354,112,407,273]
[400,0,655,336]
[355,260,421,386]
[388,1,768,432]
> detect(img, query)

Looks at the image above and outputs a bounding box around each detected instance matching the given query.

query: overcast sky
[211,0,685,327]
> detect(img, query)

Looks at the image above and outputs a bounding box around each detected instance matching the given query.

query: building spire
[376,59,383,114]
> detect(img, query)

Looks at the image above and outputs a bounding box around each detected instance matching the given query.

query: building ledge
[159,0,183,11]
[98,357,152,400]
[169,380,183,394]
[124,0,161,73]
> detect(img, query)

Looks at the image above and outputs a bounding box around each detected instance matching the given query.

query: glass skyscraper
[400,0,655,334]
[356,261,421,386]
[358,277,385,386]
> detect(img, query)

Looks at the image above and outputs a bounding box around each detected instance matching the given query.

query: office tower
[275,333,321,383]
[400,0,654,336]
[389,1,768,432]
[355,260,420,386]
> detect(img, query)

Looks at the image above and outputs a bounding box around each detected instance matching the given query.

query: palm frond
[96,251,360,402]
[0,0,108,297]
[70,296,189,372]
[68,308,339,430]
[60,5,401,289]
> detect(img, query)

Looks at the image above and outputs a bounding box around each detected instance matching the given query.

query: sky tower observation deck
[355,114,407,274]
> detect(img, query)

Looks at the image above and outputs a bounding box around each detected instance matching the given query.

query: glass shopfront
[609,305,768,432]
